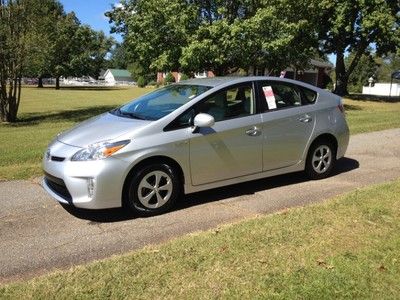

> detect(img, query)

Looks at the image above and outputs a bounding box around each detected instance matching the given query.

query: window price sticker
[262,86,277,109]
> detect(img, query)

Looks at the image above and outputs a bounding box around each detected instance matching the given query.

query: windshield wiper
[115,108,149,120]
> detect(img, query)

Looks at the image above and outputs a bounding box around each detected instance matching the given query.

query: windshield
[111,84,211,120]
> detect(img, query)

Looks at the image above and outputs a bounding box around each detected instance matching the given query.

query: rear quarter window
[302,87,318,104]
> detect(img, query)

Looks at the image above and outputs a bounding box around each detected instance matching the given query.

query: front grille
[51,156,65,162]
[44,172,72,203]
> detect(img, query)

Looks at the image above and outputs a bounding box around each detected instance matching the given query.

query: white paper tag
[262,86,277,109]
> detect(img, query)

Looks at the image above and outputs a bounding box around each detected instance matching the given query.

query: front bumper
[42,140,129,209]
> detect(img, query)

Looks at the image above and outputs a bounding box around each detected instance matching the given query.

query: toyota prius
[43,77,349,216]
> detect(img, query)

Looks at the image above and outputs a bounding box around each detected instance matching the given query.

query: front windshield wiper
[114,108,149,120]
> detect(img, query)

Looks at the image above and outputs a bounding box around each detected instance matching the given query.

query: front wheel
[305,140,336,180]
[124,163,181,216]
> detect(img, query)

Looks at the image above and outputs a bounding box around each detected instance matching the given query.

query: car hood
[57,112,152,148]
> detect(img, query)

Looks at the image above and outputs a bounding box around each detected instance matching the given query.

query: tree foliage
[0,0,40,122]
[346,52,380,93]
[164,72,175,84]
[0,0,114,122]
[316,0,400,95]
[376,53,400,82]
[107,42,129,69]
[49,12,114,89]
[106,0,318,77]
[107,0,399,96]
[136,76,147,87]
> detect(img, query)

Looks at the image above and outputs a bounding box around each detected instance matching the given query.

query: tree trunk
[0,77,21,122]
[334,52,349,96]
[55,76,60,90]
[0,81,7,122]
[38,77,43,88]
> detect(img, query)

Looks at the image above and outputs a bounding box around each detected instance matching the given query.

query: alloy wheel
[312,145,332,174]
[137,170,173,209]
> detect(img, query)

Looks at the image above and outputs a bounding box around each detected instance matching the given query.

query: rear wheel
[305,140,336,180]
[124,163,181,216]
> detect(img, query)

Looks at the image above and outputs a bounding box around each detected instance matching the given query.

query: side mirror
[192,113,215,132]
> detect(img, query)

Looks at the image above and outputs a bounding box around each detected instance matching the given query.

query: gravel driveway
[1,128,400,284]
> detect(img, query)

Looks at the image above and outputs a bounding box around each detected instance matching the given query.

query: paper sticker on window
[262,86,277,109]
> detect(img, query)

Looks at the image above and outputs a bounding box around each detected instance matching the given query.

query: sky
[60,0,122,42]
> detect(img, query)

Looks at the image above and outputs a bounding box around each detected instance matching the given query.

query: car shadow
[61,157,359,223]
[177,157,359,210]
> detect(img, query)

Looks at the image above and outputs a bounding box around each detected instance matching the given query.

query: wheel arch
[121,155,185,205]
[307,133,338,158]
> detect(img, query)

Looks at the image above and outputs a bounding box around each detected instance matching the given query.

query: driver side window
[164,84,255,131]
[198,84,255,122]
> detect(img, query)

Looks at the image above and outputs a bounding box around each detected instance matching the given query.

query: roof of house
[310,59,333,69]
[106,69,132,78]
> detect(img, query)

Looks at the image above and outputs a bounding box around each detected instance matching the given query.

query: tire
[124,163,181,216]
[305,139,336,180]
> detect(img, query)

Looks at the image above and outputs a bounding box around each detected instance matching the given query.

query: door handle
[245,126,261,136]
[298,115,312,123]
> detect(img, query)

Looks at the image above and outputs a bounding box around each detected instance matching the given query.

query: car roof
[179,77,239,87]
[178,76,320,90]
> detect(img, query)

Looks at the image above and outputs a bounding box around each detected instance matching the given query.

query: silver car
[43,77,349,216]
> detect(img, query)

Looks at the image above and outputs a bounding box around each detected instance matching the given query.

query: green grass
[0,86,153,180]
[0,87,400,180]
[344,98,400,134]
[1,179,400,299]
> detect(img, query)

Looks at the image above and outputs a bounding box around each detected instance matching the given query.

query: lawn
[344,98,400,134]
[0,87,399,180]
[0,86,153,180]
[1,179,400,299]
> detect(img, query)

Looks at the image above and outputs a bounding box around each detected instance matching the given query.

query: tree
[0,0,114,122]
[49,12,114,89]
[316,0,400,96]
[107,0,318,77]
[0,0,43,122]
[107,42,129,69]
[107,0,197,76]
[376,53,400,82]
[22,0,64,88]
[136,76,147,87]
[346,52,380,93]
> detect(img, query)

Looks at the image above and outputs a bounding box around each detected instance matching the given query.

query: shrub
[164,72,175,84]
[147,80,157,86]
[137,76,147,88]
[180,73,189,81]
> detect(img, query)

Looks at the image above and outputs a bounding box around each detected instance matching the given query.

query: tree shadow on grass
[344,104,363,111]
[347,93,400,103]
[62,157,359,223]
[24,86,130,91]
[5,105,117,127]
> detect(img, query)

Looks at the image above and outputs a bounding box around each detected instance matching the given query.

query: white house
[103,69,134,85]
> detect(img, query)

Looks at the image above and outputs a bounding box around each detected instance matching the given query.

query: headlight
[71,140,130,161]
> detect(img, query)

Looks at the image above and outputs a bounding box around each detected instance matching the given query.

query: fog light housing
[87,178,95,198]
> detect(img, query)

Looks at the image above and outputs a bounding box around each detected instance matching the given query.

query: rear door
[257,81,316,171]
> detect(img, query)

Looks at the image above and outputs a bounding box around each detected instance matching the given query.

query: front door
[189,83,263,186]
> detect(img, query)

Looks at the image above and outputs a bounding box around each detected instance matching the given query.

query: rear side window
[302,87,318,104]
[260,82,302,110]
